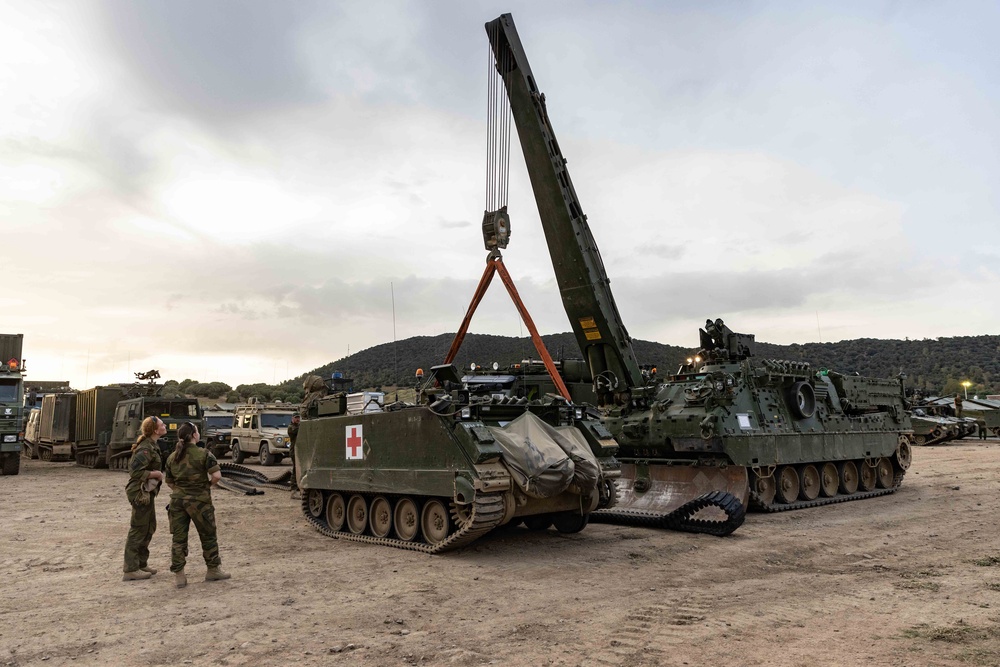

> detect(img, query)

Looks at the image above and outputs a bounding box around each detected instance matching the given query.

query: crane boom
[485,14,644,401]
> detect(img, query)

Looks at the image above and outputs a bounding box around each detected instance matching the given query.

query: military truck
[202,409,235,458]
[230,400,295,465]
[0,334,26,475]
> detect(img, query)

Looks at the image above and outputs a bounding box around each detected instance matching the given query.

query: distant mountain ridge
[285,330,1000,397]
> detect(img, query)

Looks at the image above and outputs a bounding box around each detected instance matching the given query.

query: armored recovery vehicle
[485,13,912,517]
[295,366,623,552]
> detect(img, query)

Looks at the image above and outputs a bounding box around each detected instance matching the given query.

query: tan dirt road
[2,440,1000,667]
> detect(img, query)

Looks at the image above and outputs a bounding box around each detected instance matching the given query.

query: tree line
[167,331,1000,402]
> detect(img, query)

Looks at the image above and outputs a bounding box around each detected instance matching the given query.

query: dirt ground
[3,440,1000,667]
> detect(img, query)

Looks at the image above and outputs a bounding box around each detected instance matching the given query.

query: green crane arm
[485,14,645,399]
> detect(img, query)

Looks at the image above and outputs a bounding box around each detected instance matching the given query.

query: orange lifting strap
[444,255,573,402]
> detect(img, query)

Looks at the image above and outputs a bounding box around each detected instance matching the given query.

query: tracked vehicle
[485,13,912,519]
[75,372,202,469]
[296,365,622,552]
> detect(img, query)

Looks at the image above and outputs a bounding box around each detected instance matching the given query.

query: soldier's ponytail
[132,417,159,453]
[174,421,197,463]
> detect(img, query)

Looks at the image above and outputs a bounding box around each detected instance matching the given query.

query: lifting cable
[486,22,513,212]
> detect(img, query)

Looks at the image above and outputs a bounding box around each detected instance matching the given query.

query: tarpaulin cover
[488,412,599,499]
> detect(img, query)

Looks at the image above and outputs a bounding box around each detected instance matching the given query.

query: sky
[3,1,999,389]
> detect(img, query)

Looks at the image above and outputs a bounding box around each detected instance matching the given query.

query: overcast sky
[4,1,998,389]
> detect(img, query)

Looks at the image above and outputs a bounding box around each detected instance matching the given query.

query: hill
[270,330,1000,400]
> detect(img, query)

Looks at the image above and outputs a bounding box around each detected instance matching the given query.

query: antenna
[391,282,398,398]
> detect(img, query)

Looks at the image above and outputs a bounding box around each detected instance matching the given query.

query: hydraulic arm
[485,15,644,405]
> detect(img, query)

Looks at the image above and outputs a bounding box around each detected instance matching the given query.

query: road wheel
[858,461,877,492]
[231,442,245,464]
[837,461,859,494]
[775,466,799,504]
[346,495,368,535]
[523,514,553,531]
[325,493,346,531]
[875,457,894,489]
[797,464,820,501]
[306,489,324,518]
[819,462,839,497]
[552,512,589,534]
[894,437,912,470]
[751,469,776,505]
[369,496,392,538]
[393,498,419,542]
[420,499,451,545]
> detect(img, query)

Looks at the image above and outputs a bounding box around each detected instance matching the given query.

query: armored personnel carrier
[296,365,622,552]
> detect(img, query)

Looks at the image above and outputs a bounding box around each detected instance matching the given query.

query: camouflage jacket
[287,421,299,444]
[126,439,162,501]
[165,445,220,503]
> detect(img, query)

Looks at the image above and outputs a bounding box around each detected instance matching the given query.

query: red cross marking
[347,427,362,458]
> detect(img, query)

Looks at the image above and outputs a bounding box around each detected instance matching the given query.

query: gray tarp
[488,412,599,499]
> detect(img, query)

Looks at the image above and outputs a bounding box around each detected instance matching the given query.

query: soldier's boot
[140,566,157,575]
[122,570,153,581]
[205,566,231,582]
[175,570,187,589]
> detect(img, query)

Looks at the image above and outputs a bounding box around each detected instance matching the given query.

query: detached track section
[592,491,746,537]
[300,491,506,554]
[218,462,293,495]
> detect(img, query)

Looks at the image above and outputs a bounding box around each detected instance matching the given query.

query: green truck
[0,334,26,475]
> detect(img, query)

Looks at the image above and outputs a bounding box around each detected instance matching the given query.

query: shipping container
[39,393,76,444]
[74,386,124,447]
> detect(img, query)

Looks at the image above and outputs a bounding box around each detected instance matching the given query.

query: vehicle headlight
[460,407,471,419]
[3,435,17,442]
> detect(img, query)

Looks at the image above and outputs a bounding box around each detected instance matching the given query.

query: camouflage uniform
[123,439,162,573]
[300,375,329,418]
[955,394,964,418]
[165,446,222,573]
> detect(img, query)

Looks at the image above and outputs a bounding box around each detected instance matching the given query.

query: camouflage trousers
[123,501,156,573]
[168,498,221,573]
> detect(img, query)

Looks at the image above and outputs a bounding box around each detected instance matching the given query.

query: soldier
[288,414,300,492]
[300,375,329,418]
[955,393,964,418]
[122,416,166,581]
[165,421,231,588]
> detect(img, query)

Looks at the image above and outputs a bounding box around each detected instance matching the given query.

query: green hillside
[261,330,999,401]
